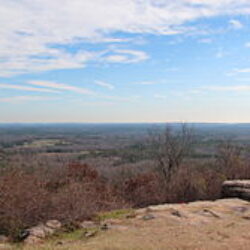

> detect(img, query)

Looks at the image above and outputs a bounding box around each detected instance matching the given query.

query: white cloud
[245,42,250,48]
[0,49,94,77]
[229,19,244,29]
[0,83,60,93]
[1,80,142,103]
[0,96,58,103]
[72,100,115,107]
[28,80,95,95]
[103,49,149,63]
[94,81,114,90]
[1,0,250,76]
[205,85,250,92]
[134,81,159,85]
[234,68,250,73]
[101,94,141,102]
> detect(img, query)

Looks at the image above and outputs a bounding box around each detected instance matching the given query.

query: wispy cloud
[103,49,149,64]
[1,0,250,76]
[72,100,115,107]
[0,83,60,93]
[101,95,141,102]
[0,49,94,77]
[245,42,250,48]
[94,81,114,90]
[233,68,250,74]
[205,85,250,92]
[229,19,244,30]
[134,81,160,85]
[0,96,58,103]
[28,80,95,95]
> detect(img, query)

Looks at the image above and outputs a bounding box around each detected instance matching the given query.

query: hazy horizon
[1,122,250,126]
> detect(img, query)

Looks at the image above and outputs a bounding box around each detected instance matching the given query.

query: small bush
[122,172,164,207]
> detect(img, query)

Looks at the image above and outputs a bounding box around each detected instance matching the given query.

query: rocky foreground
[1,198,248,250]
[1,180,250,250]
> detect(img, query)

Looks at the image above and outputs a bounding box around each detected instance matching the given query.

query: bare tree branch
[149,123,194,183]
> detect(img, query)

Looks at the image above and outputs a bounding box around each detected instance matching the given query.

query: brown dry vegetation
[0,163,125,241]
[1,152,250,241]
[0,126,250,242]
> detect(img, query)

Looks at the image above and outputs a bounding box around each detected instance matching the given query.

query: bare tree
[216,141,245,179]
[150,123,194,183]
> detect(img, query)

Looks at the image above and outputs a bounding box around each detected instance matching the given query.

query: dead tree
[150,124,194,183]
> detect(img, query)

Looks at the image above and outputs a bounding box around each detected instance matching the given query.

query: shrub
[122,172,164,207]
[0,170,51,240]
[120,163,226,206]
[0,163,125,240]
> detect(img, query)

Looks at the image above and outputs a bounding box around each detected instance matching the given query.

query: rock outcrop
[24,220,62,244]
[222,180,250,200]
[21,198,250,249]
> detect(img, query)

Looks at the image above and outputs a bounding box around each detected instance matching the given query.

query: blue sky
[1,0,250,123]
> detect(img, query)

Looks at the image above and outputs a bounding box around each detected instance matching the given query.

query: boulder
[46,220,62,230]
[222,180,250,200]
[0,235,8,243]
[84,230,98,238]
[28,225,47,238]
[79,221,96,229]
[24,221,62,244]
[142,214,156,221]
[24,235,44,245]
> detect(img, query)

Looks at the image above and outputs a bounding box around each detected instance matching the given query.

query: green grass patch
[96,209,135,221]
[54,229,84,241]
[22,139,70,148]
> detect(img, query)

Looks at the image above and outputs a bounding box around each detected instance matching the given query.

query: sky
[1,0,250,123]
